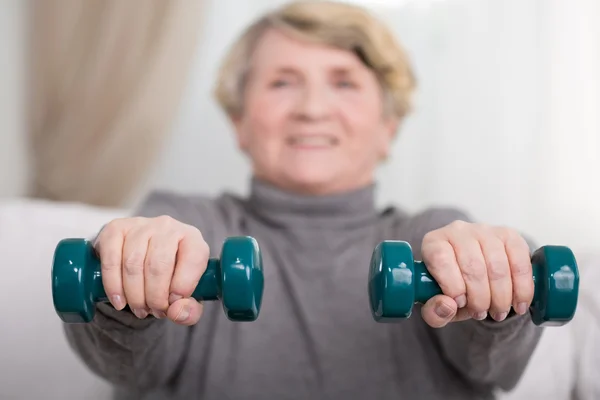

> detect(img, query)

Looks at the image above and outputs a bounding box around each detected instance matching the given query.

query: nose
[294,83,331,121]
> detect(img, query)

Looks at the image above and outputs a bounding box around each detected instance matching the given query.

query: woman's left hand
[420,220,534,328]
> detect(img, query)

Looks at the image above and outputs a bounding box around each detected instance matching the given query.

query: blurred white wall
[0,0,598,254]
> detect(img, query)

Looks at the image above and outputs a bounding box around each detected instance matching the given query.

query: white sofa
[0,197,597,399]
[0,199,124,399]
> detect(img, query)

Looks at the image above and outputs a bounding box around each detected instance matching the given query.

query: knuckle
[123,252,145,275]
[122,292,144,307]
[147,254,174,277]
[98,221,119,239]
[428,247,453,270]
[517,237,532,254]
[503,227,520,239]
[100,217,143,238]
[199,240,210,258]
[184,224,204,241]
[109,217,135,230]
[146,296,168,311]
[184,223,201,234]
[101,259,122,272]
[469,292,491,309]
[461,258,487,281]
[475,222,492,232]
[498,226,514,238]
[511,261,532,277]
[491,300,512,312]
[422,230,438,244]
[501,227,527,247]
[490,298,513,314]
[486,257,509,281]
[449,219,469,230]
[101,275,122,294]
[155,215,176,226]
[127,301,146,311]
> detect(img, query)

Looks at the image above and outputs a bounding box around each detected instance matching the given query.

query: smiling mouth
[286,135,339,148]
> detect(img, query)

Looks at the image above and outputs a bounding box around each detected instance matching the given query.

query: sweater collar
[245,177,379,229]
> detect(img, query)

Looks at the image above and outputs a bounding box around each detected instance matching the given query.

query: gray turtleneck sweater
[63,179,542,399]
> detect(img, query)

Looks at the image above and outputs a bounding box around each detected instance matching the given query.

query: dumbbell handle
[411,261,442,303]
[411,261,545,305]
[78,244,223,304]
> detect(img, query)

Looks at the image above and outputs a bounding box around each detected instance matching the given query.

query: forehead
[250,28,365,72]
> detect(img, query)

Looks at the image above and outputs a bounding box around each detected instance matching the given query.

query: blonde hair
[214,0,416,121]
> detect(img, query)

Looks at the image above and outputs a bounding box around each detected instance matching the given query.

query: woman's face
[233,28,398,195]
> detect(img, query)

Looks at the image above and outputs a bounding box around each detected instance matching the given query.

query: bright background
[1,0,598,254]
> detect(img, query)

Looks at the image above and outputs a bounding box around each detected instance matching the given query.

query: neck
[245,176,379,229]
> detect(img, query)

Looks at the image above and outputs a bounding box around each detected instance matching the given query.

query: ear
[385,116,400,140]
[378,116,400,160]
[232,115,249,152]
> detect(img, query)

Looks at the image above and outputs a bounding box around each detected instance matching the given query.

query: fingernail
[151,310,166,319]
[133,309,148,319]
[516,302,528,315]
[473,311,488,320]
[454,295,467,309]
[169,293,183,304]
[435,303,454,319]
[175,305,190,322]
[111,295,124,310]
[493,312,508,321]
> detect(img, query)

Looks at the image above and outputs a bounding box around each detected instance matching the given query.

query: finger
[502,231,534,315]
[449,230,490,320]
[122,226,152,319]
[421,234,467,309]
[421,295,457,328]
[450,307,472,323]
[95,222,127,311]
[479,232,512,321]
[144,233,180,316]
[167,298,204,326]
[169,227,210,303]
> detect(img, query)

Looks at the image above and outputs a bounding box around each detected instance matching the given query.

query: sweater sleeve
[62,190,222,394]
[403,207,544,392]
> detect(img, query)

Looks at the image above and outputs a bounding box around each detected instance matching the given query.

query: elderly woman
[64,1,542,399]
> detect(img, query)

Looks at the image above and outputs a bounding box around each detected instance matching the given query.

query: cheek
[338,95,386,146]
[335,95,392,163]
[244,92,291,142]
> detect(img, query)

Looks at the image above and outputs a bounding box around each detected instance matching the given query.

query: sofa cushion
[0,198,126,399]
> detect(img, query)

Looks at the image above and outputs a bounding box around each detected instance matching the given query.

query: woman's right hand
[93,215,210,325]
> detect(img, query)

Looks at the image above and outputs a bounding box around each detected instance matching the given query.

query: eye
[335,80,357,89]
[270,79,290,88]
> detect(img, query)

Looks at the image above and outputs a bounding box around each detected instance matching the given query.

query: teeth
[289,136,336,146]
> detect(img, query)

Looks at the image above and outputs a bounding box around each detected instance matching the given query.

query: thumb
[421,295,458,328]
[167,298,204,326]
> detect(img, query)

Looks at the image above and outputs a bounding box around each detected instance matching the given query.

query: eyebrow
[272,67,299,75]
[271,65,358,75]
[330,67,355,75]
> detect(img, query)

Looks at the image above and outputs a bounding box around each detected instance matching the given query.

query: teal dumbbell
[52,236,264,323]
[368,241,579,326]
